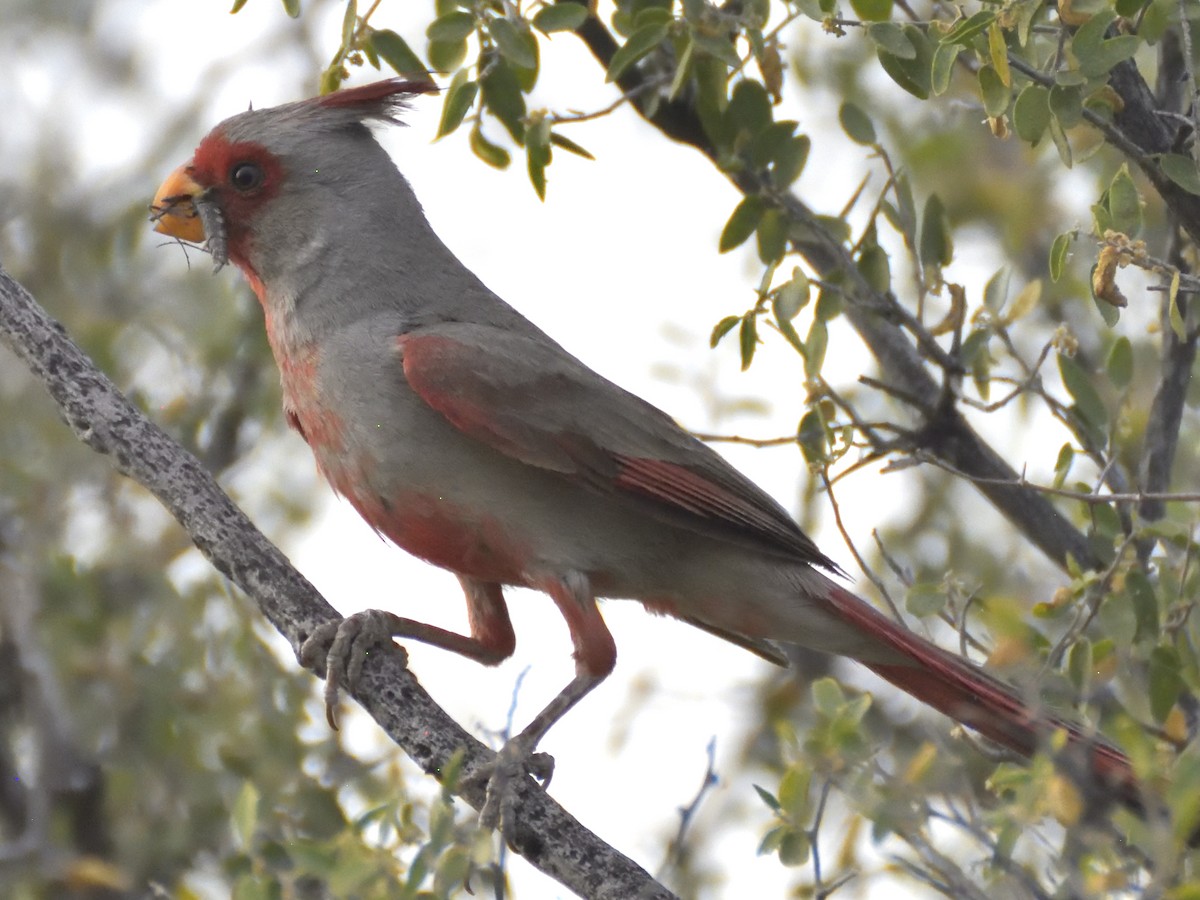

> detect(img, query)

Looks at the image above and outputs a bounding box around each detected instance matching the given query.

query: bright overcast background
[9,0,1019,896]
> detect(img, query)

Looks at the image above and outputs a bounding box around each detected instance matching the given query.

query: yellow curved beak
[150,164,206,243]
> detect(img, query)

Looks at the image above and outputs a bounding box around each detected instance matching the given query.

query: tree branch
[0,266,677,900]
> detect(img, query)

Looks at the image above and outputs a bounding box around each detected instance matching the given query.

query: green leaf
[1160,153,1200,195]
[532,3,589,33]
[1106,336,1133,389]
[778,134,811,187]
[753,783,783,813]
[427,10,475,42]
[942,10,995,45]
[919,193,953,267]
[812,677,845,714]
[1049,83,1083,128]
[231,0,250,12]
[710,315,740,347]
[779,829,811,866]
[436,70,477,139]
[1013,83,1050,143]
[778,766,813,822]
[549,131,595,160]
[1126,571,1159,643]
[232,782,260,850]
[1106,164,1142,236]
[726,79,774,139]
[739,313,759,369]
[719,196,765,252]
[369,29,426,77]
[1049,231,1072,281]
[691,30,741,67]
[1057,353,1109,428]
[858,244,891,292]
[428,38,468,72]
[481,58,527,142]
[489,17,537,69]
[839,102,877,145]
[987,21,1010,85]
[773,268,811,321]
[867,22,914,58]
[1149,645,1183,723]
[876,25,933,99]
[932,42,962,96]
[804,317,828,378]
[526,114,551,199]
[756,208,787,265]
[280,0,300,17]
[469,124,511,169]
[978,64,1010,117]
[1052,442,1074,487]
[606,21,669,82]
[1074,11,1139,78]
[850,0,892,21]
[340,0,358,48]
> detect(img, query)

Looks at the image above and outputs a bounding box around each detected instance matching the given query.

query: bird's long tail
[824,583,1142,813]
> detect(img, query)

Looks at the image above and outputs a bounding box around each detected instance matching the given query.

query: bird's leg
[299,577,515,728]
[474,572,616,834]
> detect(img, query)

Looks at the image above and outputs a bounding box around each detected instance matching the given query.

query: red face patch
[189,131,284,272]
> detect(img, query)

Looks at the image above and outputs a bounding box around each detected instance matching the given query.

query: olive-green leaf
[839,102,877,145]
[340,0,358,48]
[757,208,788,265]
[1149,645,1183,723]
[1012,83,1050,143]
[1106,336,1133,389]
[469,124,511,169]
[427,10,475,42]
[606,21,669,82]
[489,17,537,69]
[481,59,526,142]
[919,193,953,267]
[1107,164,1142,236]
[739,313,759,369]
[720,196,766,252]
[1160,153,1200,195]
[1049,84,1083,128]
[931,42,961,96]
[370,29,426,77]
[436,70,477,139]
[978,64,1009,117]
[942,9,994,45]
[1049,231,1072,282]
[1057,353,1108,428]
[532,3,589,34]
[850,0,893,22]
[710,314,740,347]
[867,22,912,58]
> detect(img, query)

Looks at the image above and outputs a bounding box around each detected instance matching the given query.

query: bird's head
[150,79,437,280]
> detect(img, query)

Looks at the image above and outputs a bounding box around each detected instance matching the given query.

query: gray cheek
[195,194,228,271]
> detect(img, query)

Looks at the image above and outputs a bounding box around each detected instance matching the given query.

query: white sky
[31,0,1099,896]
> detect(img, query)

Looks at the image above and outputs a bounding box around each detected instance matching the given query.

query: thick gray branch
[0,266,676,900]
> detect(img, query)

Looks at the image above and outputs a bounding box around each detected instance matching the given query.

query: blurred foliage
[6,0,1200,898]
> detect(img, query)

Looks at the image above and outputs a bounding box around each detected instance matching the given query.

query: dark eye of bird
[230,162,264,191]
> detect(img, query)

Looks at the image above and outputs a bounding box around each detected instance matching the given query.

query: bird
[150,77,1144,833]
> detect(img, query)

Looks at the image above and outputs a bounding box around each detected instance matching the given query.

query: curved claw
[298,612,408,730]
[473,736,557,835]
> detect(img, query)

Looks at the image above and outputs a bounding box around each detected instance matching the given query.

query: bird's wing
[396,321,839,575]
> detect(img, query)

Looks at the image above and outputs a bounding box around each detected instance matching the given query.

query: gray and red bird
[151,78,1142,829]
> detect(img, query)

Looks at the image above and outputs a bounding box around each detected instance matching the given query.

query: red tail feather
[825,585,1142,811]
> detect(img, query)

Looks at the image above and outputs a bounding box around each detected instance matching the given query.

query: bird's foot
[299,610,408,729]
[468,733,555,835]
